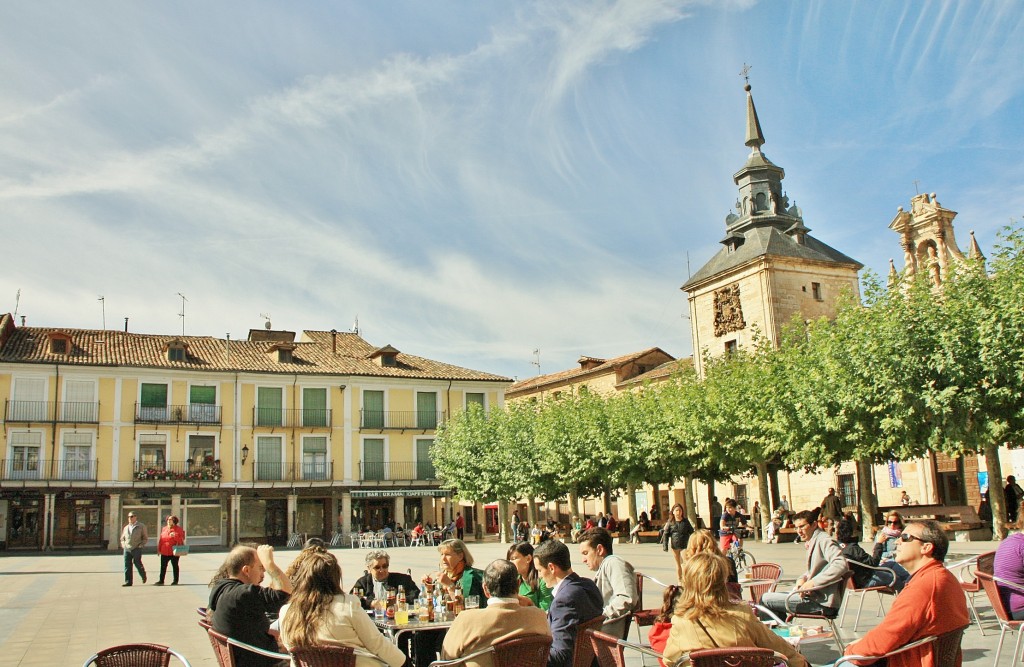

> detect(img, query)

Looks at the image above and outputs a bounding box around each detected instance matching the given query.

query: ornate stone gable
[713,284,746,337]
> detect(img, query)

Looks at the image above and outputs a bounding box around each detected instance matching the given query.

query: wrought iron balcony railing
[1,458,98,481]
[252,408,332,428]
[359,410,445,430]
[5,400,100,423]
[359,460,437,482]
[135,403,222,425]
[252,461,334,482]
[134,459,223,481]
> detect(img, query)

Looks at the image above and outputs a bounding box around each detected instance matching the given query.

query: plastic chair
[977,571,1024,664]
[745,563,782,605]
[428,633,552,667]
[947,554,986,635]
[572,615,607,667]
[82,643,192,667]
[683,647,787,666]
[832,634,937,666]
[839,559,897,631]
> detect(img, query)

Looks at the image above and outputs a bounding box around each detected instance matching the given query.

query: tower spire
[744,85,765,151]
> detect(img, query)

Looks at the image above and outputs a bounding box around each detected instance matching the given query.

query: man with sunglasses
[843,520,968,667]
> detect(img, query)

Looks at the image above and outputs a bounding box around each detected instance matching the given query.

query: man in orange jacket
[843,519,968,667]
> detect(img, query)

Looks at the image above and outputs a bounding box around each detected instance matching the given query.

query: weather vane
[740,63,752,85]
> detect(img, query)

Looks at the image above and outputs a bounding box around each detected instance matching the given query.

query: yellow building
[0,316,509,550]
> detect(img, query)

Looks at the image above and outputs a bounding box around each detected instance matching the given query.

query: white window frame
[8,430,44,479]
[414,437,436,481]
[464,391,487,411]
[255,434,284,480]
[361,435,389,481]
[255,385,286,426]
[300,434,330,480]
[187,382,219,423]
[11,376,48,421]
[300,385,329,428]
[61,431,95,479]
[62,378,98,422]
[361,388,388,428]
[138,433,169,469]
[186,432,218,465]
[138,380,171,421]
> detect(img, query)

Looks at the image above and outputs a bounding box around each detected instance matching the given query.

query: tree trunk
[568,491,580,520]
[856,458,879,542]
[756,461,772,542]
[651,482,661,516]
[602,485,613,516]
[683,475,698,526]
[984,441,1007,540]
[526,498,537,527]
[626,482,639,523]
[497,498,509,543]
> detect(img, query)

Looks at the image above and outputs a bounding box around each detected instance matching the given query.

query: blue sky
[1,1,1022,380]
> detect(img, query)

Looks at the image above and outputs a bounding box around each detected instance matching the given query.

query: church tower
[682,83,863,375]
[888,192,985,287]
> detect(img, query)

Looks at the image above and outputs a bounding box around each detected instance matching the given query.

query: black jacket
[349,571,420,609]
[662,517,694,551]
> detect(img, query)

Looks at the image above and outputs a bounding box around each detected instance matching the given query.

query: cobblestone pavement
[0,537,1004,666]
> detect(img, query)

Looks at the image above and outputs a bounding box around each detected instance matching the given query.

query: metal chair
[428,633,552,667]
[224,634,291,664]
[745,563,782,605]
[832,634,937,667]
[682,648,788,666]
[947,554,986,635]
[839,559,898,631]
[933,626,967,667]
[977,571,1024,664]
[633,573,671,643]
[779,573,852,651]
[82,643,192,667]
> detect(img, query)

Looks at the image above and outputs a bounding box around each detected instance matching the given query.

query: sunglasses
[899,532,928,544]
[886,520,901,525]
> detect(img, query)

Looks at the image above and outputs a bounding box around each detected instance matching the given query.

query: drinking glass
[372,599,385,620]
[464,595,480,609]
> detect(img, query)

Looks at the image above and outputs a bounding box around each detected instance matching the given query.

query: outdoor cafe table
[373,615,454,644]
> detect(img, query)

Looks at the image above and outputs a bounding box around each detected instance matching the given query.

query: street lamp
[241,445,249,465]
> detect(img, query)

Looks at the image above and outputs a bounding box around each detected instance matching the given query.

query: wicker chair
[291,645,356,667]
[205,629,235,667]
[745,563,782,605]
[428,633,552,667]
[81,643,192,667]
[572,615,608,667]
[977,571,1024,664]
[839,559,898,631]
[683,647,787,666]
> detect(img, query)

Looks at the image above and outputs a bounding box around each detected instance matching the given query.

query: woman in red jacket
[156,515,186,585]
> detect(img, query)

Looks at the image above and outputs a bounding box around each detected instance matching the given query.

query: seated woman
[836,518,909,591]
[279,550,407,667]
[662,552,808,667]
[507,542,553,610]
[873,511,904,561]
[415,539,485,667]
[995,501,1024,620]
[648,583,682,667]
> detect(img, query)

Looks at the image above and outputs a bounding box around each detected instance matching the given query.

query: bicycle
[724,529,756,573]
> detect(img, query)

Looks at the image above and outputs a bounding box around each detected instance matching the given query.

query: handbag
[172,544,190,557]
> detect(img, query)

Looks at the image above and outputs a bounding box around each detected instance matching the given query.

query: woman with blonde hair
[279,550,406,667]
[415,539,485,667]
[662,552,808,667]
[685,529,739,591]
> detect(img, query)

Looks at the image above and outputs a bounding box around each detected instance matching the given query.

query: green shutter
[465,392,485,409]
[363,438,385,480]
[140,383,167,407]
[190,386,216,404]
[363,391,384,429]
[256,436,282,480]
[257,387,282,426]
[416,439,435,480]
[303,388,327,427]
[416,392,437,429]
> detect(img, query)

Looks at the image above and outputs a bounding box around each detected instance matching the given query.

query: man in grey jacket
[579,527,639,639]
[760,510,849,618]
[120,512,149,586]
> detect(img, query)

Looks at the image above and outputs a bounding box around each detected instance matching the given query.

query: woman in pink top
[156,515,185,585]
[995,502,1024,619]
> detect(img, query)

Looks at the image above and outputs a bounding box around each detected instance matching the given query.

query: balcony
[359,410,446,431]
[252,408,332,429]
[252,461,334,482]
[134,459,223,482]
[359,460,436,482]
[5,400,100,424]
[1,459,98,481]
[135,403,222,425]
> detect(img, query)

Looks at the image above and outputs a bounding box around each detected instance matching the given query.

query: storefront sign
[351,489,450,498]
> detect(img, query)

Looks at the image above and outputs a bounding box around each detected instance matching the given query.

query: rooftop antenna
[177,293,187,335]
[351,315,360,336]
[686,251,691,279]
[913,179,921,195]
[531,349,541,375]
[13,289,20,317]
[98,296,106,330]
[260,313,272,330]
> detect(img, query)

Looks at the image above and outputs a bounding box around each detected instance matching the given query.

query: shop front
[121,492,226,547]
[53,494,105,549]
[350,489,451,532]
[1,493,43,549]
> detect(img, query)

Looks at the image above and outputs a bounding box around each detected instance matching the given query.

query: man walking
[120,511,149,587]
[455,512,465,540]
[819,488,843,532]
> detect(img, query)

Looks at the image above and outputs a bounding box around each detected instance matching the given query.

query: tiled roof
[617,357,694,387]
[507,347,673,396]
[0,319,511,382]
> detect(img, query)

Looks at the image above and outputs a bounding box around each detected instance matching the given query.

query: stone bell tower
[682,83,863,376]
[888,192,985,287]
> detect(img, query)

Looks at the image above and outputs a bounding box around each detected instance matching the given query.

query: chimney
[20,316,26,326]
[331,329,338,354]
[124,317,129,332]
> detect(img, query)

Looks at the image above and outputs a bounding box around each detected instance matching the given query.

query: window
[812,282,822,301]
[9,432,42,479]
[838,473,857,509]
[363,438,385,481]
[417,392,438,429]
[733,484,748,511]
[363,390,384,429]
[188,435,216,464]
[256,387,283,426]
[61,432,93,480]
[416,439,435,480]
[168,347,186,362]
[465,392,485,411]
[302,387,328,427]
[63,379,97,422]
[11,377,46,421]
[140,383,168,421]
[189,385,218,422]
[302,436,328,480]
[724,340,738,354]
[256,436,283,480]
[139,434,167,469]
[51,338,68,355]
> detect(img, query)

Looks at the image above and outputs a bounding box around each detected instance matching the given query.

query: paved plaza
[0,537,1006,666]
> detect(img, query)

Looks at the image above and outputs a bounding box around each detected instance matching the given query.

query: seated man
[349,549,420,609]
[760,510,849,619]
[441,559,551,667]
[534,539,603,667]
[844,520,968,667]
[209,545,292,667]
[578,527,639,639]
